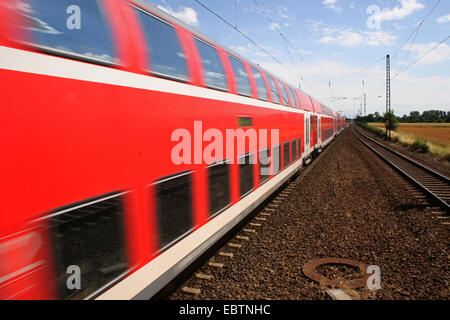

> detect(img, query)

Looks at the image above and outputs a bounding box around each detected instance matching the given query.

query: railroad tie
[261,212,271,216]
[256,217,266,221]
[195,273,214,280]
[228,242,242,248]
[250,223,262,227]
[236,235,250,241]
[208,262,224,268]
[243,228,256,233]
[182,287,201,295]
[326,289,353,300]
[218,252,234,258]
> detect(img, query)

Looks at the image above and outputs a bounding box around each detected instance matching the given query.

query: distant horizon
[350,108,450,120]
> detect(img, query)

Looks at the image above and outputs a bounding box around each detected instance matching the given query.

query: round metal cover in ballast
[302,257,370,289]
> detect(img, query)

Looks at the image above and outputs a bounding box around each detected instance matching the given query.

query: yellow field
[367,123,450,157]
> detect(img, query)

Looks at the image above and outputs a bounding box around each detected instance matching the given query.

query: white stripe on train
[0,45,336,119]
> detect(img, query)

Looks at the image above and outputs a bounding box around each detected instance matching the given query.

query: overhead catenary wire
[366,34,450,99]
[328,56,386,83]
[393,0,442,59]
[363,0,443,100]
[192,0,333,104]
[192,0,305,84]
[251,0,311,74]
[250,0,333,103]
[394,34,450,79]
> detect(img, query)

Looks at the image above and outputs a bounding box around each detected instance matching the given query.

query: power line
[366,34,450,98]
[251,0,307,73]
[402,23,421,63]
[250,0,333,104]
[193,0,334,105]
[394,34,450,79]
[367,0,443,96]
[328,56,386,82]
[192,0,302,83]
[393,0,442,57]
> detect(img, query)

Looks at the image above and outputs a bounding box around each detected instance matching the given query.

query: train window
[295,90,301,108]
[136,9,189,81]
[318,118,321,139]
[298,137,302,156]
[289,87,298,108]
[208,161,230,217]
[259,148,271,185]
[49,192,128,300]
[268,77,280,104]
[228,56,252,97]
[292,139,297,161]
[273,144,281,174]
[280,83,290,106]
[195,38,228,91]
[155,171,194,249]
[305,118,310,145]
[251,67,268,101]
[283,141,291,168]
[21,0,116,65]
[239,153,254,197]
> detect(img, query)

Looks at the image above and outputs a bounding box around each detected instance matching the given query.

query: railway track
[156,134,342,299]
[168,127,449,300]
[353,125,450,214]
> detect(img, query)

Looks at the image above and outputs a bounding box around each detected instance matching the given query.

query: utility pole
[362,80,366,116]
[364,93,367,117]
[386,54,391,140]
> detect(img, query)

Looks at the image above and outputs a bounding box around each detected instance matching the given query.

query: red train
[0,0,346,299]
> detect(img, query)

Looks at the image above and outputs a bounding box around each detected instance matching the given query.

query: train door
[304,114,311,157]
[318,116,321,144]
[310,115,317,148]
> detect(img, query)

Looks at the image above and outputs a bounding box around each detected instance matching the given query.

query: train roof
[132,0,331,113]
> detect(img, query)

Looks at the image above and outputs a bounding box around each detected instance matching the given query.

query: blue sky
[145,0,450,117]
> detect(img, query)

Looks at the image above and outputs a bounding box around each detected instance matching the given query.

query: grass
[366,122,450,160]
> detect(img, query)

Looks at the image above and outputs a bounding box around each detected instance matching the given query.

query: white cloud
[318,28,397,47]
[437,14,450,24]
[157,5,199,26]
[306,19,323,32]
[276,6,290,19]
[373,0,424,22]
[230,44,280,59]
[402,42,450,65]
[322,0,343,14]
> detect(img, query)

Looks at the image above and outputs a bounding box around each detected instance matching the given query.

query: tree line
[356,110,450,123]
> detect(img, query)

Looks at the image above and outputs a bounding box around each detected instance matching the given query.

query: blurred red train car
[0,0,345,299]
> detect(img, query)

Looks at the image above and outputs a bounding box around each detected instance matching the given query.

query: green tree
[383,111,399,131]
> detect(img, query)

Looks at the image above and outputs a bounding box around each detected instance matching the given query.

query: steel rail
[352,125,450,213]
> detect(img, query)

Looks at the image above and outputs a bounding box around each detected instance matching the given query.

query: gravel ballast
[169,127,449,300]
